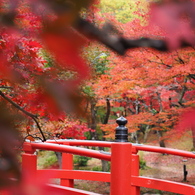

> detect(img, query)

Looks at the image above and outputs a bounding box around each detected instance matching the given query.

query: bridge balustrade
[3,116,195,194]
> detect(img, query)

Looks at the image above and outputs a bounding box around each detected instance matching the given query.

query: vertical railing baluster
[60,142,74,188]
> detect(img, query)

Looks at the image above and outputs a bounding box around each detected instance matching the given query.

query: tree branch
[156,92,163,112]
[189,74,195,80]
[75,18,194,55]
[0,90,46,141]
[32,117,46,142]
[178,78,187,107]
[148,60,172,68]
[128,108,135,115]
[0,91,37,118]
[0,86,13,89]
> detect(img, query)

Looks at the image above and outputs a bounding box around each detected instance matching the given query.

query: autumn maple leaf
[175,108,195,132]
[150,1,195,50]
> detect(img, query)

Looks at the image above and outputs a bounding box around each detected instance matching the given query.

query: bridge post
[22,142,37,179]
[60,142,74,187]
[110,116,140,195]
[111,142,132,195]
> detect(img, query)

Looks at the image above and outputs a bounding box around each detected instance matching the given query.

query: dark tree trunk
[191,126,195,150]
[100,98,111,172]
[157,130,166,148]
[178,80,187,107]
[103,98,111,124]
[55,152,62,168]
[88,98,97,140]
[156,92,163,112]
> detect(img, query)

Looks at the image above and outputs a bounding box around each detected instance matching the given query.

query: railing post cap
[115,116,128,142]
[23,142,36,154]
[116,116,127,126]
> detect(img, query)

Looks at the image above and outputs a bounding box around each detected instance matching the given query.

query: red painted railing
[21,139,195,195]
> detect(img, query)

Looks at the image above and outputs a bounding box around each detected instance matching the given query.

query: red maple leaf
[175,108,195,132]
[150,1,195,50]
[42,29,91,85]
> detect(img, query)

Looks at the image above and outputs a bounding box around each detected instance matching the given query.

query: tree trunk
[157,130,166,148]
[103,98,111,124]
[156,92,163,112]
[100,98,111,172]
[191,126,195,150]
[55,152,62,168]
[99,146,110,172]
[88,99,97,140]
[143,125,150,143]
[101,159,109,172]
[178,81,187,107]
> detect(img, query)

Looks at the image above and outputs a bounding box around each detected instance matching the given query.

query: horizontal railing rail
[46,139,113,147]
[29,142,111,161]
[46,139,195,159]
[134,144,195,158]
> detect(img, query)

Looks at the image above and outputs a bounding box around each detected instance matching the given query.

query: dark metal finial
[115,116,128,142]
[116,116,127,126]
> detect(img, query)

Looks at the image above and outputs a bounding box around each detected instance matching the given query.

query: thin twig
[32,117,46,141]
[148,60,172,68]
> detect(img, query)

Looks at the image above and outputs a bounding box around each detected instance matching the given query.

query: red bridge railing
[21,139,195,195]
[5,116,195,194]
